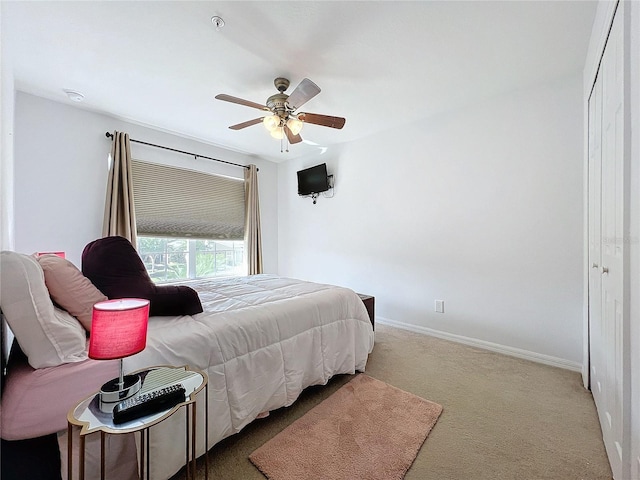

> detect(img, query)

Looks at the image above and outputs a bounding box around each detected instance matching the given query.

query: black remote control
[112,384,186,425]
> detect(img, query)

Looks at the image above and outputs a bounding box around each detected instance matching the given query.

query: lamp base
[98,374,142,413]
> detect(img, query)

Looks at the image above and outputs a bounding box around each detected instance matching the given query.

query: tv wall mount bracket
[306,174,334,205]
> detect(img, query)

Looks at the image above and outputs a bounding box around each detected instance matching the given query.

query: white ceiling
[3,1,597,163]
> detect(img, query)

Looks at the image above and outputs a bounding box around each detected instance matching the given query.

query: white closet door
[589,7,627,479]
[588,69,603,413]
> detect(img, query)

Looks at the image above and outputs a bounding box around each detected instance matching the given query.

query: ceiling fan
[215,77,346,146]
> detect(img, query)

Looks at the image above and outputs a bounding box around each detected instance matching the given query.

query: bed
[0,247,375,479]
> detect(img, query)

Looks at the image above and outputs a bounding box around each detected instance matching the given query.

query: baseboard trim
[376,317,583,372]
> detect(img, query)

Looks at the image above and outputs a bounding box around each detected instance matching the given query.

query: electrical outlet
[435,300,444,313]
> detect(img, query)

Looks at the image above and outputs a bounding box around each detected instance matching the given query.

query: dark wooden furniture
[1,434,61,480]
[357,294,375,330]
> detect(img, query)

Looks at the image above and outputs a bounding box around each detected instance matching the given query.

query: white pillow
[0,251,87,369]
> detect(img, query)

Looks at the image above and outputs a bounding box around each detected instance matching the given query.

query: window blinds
[131,160,245,240]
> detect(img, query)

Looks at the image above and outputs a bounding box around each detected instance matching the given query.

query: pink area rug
[249,374,443,480]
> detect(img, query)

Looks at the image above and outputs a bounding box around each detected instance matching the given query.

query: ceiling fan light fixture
[216,77,345,151]
[263,114,280,131]
[286,117,303,135]
[270,127,285,140]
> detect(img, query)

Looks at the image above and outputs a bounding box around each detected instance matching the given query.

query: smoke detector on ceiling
[211,16,225,31]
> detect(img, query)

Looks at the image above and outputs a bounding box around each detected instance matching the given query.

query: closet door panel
[588,70,603,414]
[596,7,626,478]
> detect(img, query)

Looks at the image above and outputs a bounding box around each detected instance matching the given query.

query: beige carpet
[248,374,442,480]
[172,324,612,480]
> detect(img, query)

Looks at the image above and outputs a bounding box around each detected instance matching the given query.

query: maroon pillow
[81,236,203,317]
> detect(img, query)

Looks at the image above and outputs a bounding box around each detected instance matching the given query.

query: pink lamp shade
[36,251,65,258]
[89,298,150,360]
[89,298,150,413]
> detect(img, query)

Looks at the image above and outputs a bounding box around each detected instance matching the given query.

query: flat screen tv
[297,163,329,196]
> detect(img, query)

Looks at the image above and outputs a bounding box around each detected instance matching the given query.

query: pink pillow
[36,254,107,332]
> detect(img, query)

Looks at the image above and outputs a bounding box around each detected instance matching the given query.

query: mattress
[2,274,374,479]
[123,274,375,479]
[1,345,119,440]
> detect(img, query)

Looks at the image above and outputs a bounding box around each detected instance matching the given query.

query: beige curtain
[244,164,263,274]
[102,131,137,246]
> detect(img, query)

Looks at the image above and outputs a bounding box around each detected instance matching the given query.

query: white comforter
[123,275,375,479]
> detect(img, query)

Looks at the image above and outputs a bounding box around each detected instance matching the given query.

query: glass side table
[67,365,208,480]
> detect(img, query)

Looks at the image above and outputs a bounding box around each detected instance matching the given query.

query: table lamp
[89,298,150,413]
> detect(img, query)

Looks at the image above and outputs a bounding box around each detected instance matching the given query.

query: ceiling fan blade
[215,94,268,111]
[298,113,346,129]
[229,118,264,130]
[286,78,321,111]
[284,124,303,144]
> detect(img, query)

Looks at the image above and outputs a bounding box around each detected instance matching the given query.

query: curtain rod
[105,132,251,170]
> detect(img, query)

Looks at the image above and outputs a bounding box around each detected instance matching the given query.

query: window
[138,236,245,284]
[131,160,247,283]
[131,160,245,240]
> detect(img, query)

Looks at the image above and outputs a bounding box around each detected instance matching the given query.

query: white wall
[1,1,17,361]
[1,2,15,252]
[627,2,640,477]
[13,92,279,271]
[278,74,584,366]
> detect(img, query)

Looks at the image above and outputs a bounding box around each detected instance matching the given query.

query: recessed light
[63,89,85,102]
